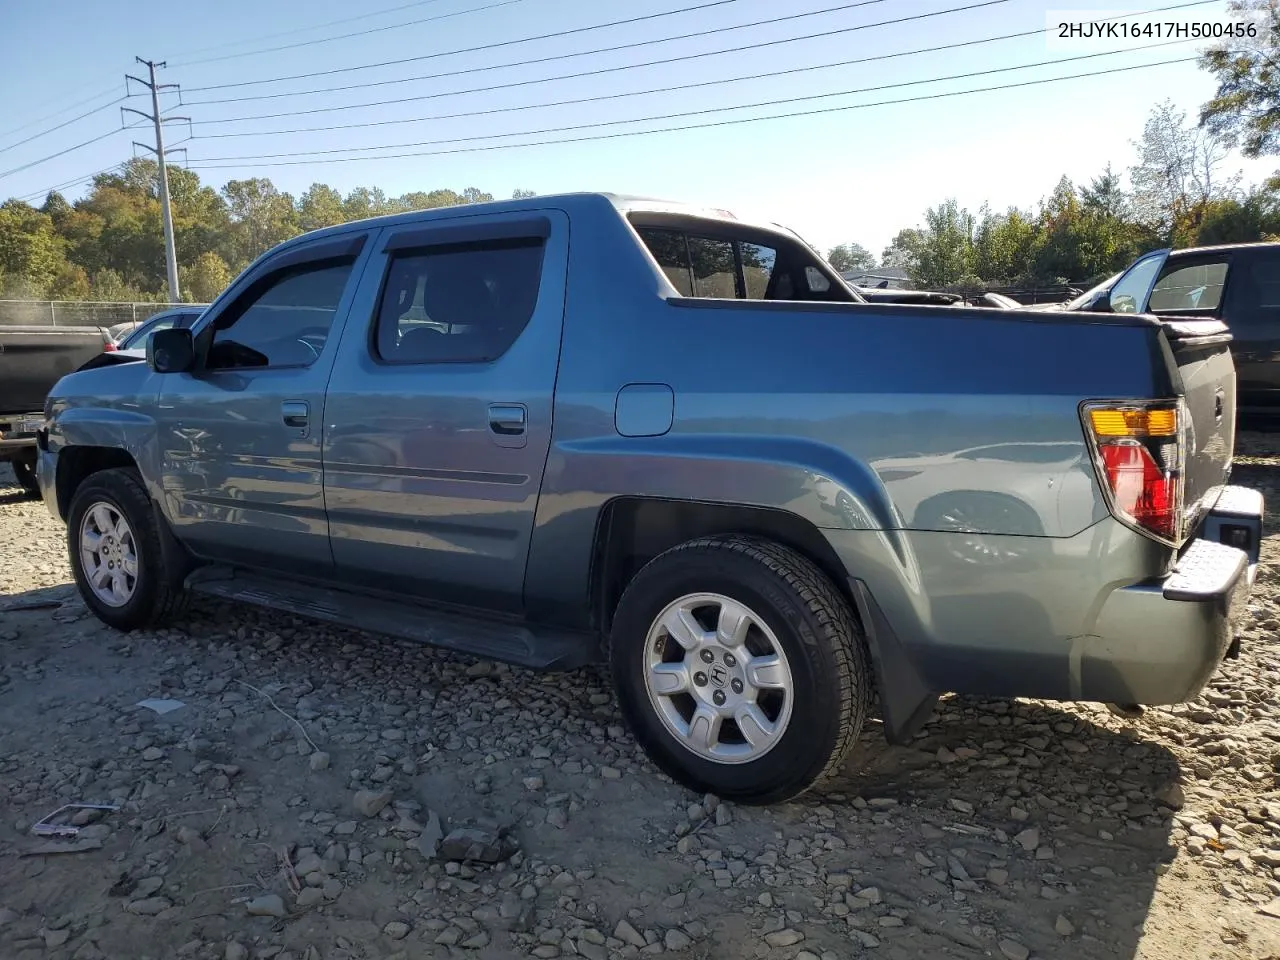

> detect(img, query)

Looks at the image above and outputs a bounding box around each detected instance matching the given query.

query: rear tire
[609,535,870,804]
[11,452,39,498]
[67,468,190,631]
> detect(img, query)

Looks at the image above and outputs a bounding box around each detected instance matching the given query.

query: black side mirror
[148,327,195,374]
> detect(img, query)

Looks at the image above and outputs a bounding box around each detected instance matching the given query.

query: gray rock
[1055,914,1075,936]
[1015,828,1040,852]
[333,820,358,835]
[461,930,491,948]
[415,808,444,858]
[141,747,164,762]
[949,799,975,815]
[297,887,324,907]
[225,944,248,960]
[246,894,286,918]
[322,878,343,900]
[0,908,16,928]
[134,877,164,898]
[765,929,804,947]
[309,751,330,772]
[547,807,568,830]
[715,805,732,826]
[998,939,1030,960]
[383,921,410,940]
[665,929,692,950]
[353,789,393,818]
[440,827,517,863]
[45,928,71,948]
[614,920,647,949]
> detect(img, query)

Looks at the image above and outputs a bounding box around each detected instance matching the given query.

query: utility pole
[124,59,188,303]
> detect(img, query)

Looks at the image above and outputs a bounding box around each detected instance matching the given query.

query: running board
[185,567,598,671]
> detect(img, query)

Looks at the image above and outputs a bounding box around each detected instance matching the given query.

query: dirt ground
[4,436,1280,960]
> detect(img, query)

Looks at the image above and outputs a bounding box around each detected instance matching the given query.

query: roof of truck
[275,191,759,250]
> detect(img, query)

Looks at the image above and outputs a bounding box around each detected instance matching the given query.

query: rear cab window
[632,215,853,304]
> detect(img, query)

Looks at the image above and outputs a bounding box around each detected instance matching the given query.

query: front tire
[67,468,189,630]
[609,535,870,804]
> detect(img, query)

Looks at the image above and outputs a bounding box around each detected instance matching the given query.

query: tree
[825,243,875,274]
[1199,0,1280,157]
[511,188,537,199]
[0,200,65,297]
[185,251,233,303]
[47,264,91,300]
[911,199,975,286]
[1130,99,1238,244]
[298,183,346,232]
[222,178,299,268]
[880,228,923,271]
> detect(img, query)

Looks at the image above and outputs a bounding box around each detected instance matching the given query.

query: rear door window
[1223,248,1280,331]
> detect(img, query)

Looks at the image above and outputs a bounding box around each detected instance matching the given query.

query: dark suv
[1060,243,1280,414]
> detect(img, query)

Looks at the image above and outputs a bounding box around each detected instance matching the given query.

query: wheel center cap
[708,663,729,689]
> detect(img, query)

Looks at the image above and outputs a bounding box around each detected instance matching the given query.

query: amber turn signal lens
[1088,407,1178,438]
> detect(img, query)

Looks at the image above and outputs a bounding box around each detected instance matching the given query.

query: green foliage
[1199,0,1280,157]
[0,200,64,297]
[825,243,875,273]
[185,252,233,303]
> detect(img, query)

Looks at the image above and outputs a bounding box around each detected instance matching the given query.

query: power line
[169,0,465,62]
[182,0,802,94]
[187,0,987,126]
[188,42,1193,163]
[184,0,1220,106]
[15,163,124,204]
[0,126,134,181]
[0,95,130,157]
[0,83,126,142]
[186,56,1197,170]
[175,0,533,67]
[188,7,1099,140]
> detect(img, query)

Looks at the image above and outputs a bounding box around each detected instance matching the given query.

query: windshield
[1064,271,1123,311]
[120,313,188,350]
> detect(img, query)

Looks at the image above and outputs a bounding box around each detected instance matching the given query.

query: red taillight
[1098,442,1177,539]
[1083,401,1185,544]
[103,342,117,351]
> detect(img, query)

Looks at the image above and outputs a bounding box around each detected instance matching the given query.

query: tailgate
[1163,318,1235,535]
[0,327,106,414]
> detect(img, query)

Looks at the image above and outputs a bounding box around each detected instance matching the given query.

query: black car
[1060,243,1280,415]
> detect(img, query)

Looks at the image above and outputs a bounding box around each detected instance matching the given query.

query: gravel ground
[4,439,1280,960]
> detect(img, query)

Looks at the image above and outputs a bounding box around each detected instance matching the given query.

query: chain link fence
[0,300,205,329]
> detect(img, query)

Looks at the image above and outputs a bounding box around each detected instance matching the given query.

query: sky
[1,0,1276,258]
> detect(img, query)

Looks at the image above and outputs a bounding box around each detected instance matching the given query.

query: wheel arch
[589,496,854,635]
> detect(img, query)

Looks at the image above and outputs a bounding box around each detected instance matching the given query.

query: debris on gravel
[4,442,1280,960]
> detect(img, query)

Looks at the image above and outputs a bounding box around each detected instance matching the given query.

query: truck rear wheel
[609,535,870,804]
[10,452,39,498]
[67,468,189,631]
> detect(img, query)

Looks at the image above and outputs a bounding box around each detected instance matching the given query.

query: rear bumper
[1085,484,1262,704]
[0,412,42,460]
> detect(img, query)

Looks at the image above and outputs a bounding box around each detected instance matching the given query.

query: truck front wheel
[609,535,870,804]
[67,468,189,630]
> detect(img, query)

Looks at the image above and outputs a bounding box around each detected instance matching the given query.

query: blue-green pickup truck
[35,193,1263,803]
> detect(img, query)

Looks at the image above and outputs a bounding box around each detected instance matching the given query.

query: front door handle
[488,404,526,436]
[282,400,309,428]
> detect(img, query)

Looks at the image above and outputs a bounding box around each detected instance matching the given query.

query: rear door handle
[282,400,309,428]
[488,404,526,436]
